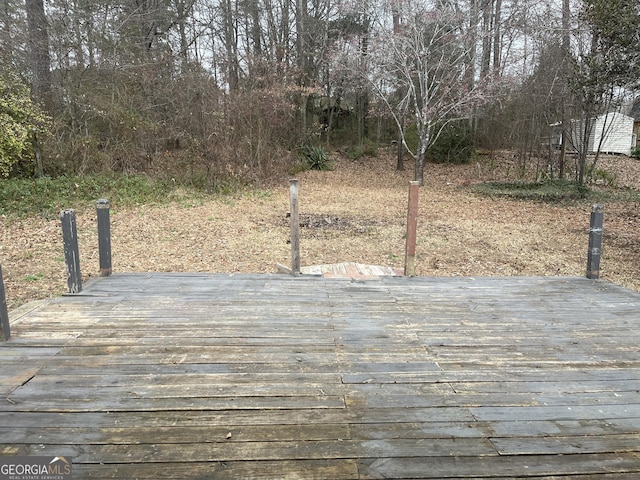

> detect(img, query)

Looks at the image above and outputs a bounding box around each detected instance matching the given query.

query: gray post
[61,209,83,293]
[0,265,10,341]
[96,199,112,276]
[404,181,420,276]
[586,204,604,280]
[289,179,301,274]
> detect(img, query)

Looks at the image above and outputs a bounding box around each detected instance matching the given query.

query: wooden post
[0,265,10,341]
[96,198,112,277]
[60,209,83,293]
[586,204,604,280]
[405,181,420,277]
[289,179,301,274]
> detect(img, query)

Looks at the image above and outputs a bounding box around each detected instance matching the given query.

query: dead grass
[1,150,639,310]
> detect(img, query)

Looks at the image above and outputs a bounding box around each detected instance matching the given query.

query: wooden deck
[1,273,640,479]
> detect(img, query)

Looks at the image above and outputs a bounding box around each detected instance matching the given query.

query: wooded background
[1,0,638,186]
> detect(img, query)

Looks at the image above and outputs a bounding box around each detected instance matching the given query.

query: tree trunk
[415,127,427,185]
[33,132,44,177]
[559,0,570,179]
[0,1,13,67]
[480,0,493,80]
[466,0,478,89]
[175,0,194,63]
[577,34,600,186]
[577,118,590,186]
[492,0,501,76]
[393,5,405,170]
[223,0,239,90]
[356,15,370,144]
[26,0,53,111]
[356,90,368,145]
[72,0,85,68]
[415,147,425,186]
[279,0,289,70]
[295,0,309,134]
[250,0,261,56]
[295,0,307,76]
[396,116,405,171]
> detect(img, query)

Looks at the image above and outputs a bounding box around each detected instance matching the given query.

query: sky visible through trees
[0,0,638,184]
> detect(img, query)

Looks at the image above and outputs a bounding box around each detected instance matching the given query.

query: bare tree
[558,0,570,179]
[370,0,491,185]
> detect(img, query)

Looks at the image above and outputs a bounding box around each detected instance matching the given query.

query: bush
[345,140,377,160]
[398,122,474,164]
[427,122,475,164]
[0,174,184,218]
[0,74,50,177]
[631,147,640,159]
[299,145,332,170]
[287,160,310,176]
[589,167,617,187]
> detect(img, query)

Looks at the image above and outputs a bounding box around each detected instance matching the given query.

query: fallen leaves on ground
[1,150,638,311]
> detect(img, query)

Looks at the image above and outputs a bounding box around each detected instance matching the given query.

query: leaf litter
[0,151,638,311]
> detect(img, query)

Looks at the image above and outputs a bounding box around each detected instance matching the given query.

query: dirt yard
[1,150,639,311]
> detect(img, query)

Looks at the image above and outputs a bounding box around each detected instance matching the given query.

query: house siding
[570,112,634,155]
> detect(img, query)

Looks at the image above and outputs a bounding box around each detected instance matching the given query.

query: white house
[570,112,635,156]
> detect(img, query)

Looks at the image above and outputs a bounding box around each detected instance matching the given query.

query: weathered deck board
[1,273,640,478]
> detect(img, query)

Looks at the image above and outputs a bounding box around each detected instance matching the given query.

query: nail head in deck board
[2,273,640,478]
